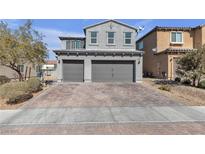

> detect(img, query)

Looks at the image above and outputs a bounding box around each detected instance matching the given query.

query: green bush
[0,75,11,85]
[198,80,205,89]
[158,85,171,92]
[26,78,42,93]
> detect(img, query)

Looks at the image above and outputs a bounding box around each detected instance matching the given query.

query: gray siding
[85,21,136,50]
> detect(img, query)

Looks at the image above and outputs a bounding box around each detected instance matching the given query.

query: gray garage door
[63,60,84,82]
[92,60,135,82]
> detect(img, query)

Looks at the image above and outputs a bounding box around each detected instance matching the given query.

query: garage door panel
[92,63,112,82]
[92,60,134,82]
[114,64,133,81]
[63,60,84,82]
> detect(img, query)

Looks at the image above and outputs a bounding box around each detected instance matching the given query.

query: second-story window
[171,32,183,43]
[107,32,115,44]
[90,31,98,44]
[66,40,70,49]
[124,32,132,45]
[66,40,83,49]
[75,40,81,49]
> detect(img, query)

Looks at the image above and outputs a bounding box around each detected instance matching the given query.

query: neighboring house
[42,60,58,81]
[0,63,39,80]
[136,25,205,80]
[53,20,143,82]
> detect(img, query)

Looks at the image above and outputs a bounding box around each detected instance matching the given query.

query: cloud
[35,27,84,59]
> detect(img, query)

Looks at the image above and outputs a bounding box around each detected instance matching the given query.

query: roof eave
[53,49,144,56]
[83,19,137,32]
[136,26,195,43]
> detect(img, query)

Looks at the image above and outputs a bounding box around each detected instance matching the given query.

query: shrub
[175,77,181,83]
[0,76,10,85]
[0,78,42,104]
[0,81,32,104]
[198,80,205,89]
[181,79,191,85]
[7,92,33,104]
[158,85,171,92]
[26,77,42,93]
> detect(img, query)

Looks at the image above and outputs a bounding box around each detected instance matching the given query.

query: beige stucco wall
[201,26,205,46]
[139,31,157,76]
[155,54,168,78]
[157,30,194,52]
[192,26,205,48]
[0,64,37,79]
[193,27,202,48]
[168,54,183,80]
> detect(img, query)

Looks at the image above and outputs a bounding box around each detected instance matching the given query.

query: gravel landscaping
[0,85,49,110]
[143,78,205,106]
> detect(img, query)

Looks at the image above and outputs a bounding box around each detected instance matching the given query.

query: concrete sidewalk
[1,106,205,126]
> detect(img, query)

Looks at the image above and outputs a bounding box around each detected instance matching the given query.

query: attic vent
[110,23,113,29]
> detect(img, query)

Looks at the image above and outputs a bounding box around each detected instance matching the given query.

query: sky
[2,19,205,60]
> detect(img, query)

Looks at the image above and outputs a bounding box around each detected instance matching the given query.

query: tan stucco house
[0,63,40,80]
[136,25,205,80]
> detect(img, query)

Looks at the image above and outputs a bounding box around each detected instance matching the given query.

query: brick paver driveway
[23,83,182,108]
[1,83,205,135]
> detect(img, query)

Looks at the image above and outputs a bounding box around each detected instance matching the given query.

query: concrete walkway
[1,106,205,126]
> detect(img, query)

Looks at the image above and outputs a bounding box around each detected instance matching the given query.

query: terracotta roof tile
[46,60,57,65]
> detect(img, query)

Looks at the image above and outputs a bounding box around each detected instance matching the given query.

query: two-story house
[53,20,143,82]
[136,25,205,80]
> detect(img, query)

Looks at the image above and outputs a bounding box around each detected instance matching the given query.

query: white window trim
[90,31,98,45]
[170,31,184,44]
[106,31,115,45]
[123,32,132,46]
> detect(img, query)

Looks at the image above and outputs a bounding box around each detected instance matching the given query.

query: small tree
[176,45,205,87]
[0,20,47,81]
